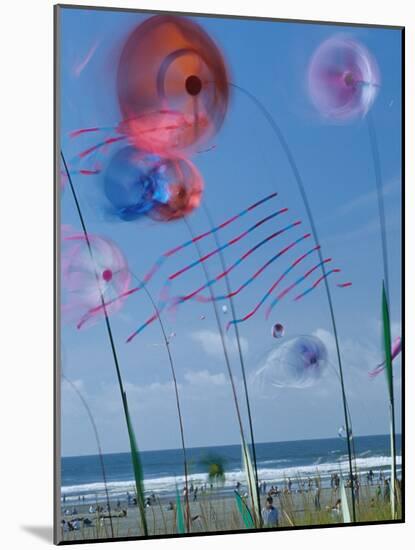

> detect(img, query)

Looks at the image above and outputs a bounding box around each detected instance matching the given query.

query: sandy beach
[60,481,400,542]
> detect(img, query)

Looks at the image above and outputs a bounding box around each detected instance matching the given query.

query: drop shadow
[21,525,53,543]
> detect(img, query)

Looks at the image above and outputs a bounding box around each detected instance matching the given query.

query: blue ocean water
[61,434,401,504]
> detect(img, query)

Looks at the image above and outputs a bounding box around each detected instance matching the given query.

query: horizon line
[62,431,402,459]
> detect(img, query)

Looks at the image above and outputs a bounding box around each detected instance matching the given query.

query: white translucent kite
[308,36,380,121]
[61,230,131,328]
[253,335,328,391]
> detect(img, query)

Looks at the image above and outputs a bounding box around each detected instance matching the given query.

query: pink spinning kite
[61,231,131,328]
[308,36,380,121]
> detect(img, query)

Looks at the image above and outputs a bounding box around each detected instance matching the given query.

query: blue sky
[59,7,402,457]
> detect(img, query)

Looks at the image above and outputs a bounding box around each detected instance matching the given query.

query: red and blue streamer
[126,220,301,342]
[226,246,321,329]
[265,258,333,319]
[293,269,341,301]
[184,233,311,304]
[173,221,301,304]
[168,208,288,281]
[77,193,278,329]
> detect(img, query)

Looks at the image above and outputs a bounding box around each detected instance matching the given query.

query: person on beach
[353,478,360,502]
[383,479,390,502]
[334,474,340,492]
[67,521,74,532]
[193,487,198,501]
[270,485,279,496]
[261,496,279,527]
[288,478,292,493]
[376,484,382,500]
[329,499,341,518]
[314,484,321,510]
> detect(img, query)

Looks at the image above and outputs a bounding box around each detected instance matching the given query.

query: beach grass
[60,473,402,542]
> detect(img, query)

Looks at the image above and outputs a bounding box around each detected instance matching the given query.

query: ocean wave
[359,450,371,457]
[61,454,402,499]
[255,459,290,465]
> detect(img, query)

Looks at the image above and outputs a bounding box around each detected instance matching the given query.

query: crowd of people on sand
[181,482,209,501]
[61,468,400,535]
[235,469,399,526]
[61,501,128,533]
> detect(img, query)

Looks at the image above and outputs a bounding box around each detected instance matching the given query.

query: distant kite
[369,336,402,378]
[271,323,284,338]
[308,36,380,121]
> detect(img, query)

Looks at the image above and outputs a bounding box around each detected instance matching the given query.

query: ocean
[61,434,402,505]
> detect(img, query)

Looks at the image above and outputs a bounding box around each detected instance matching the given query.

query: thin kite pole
[62,373,115,538]
[61,151,148,536]
[367,112,397,518]
[132,273,191,531]
[202,203,262,523]
[230,83,356,521]
[183,216,260,526]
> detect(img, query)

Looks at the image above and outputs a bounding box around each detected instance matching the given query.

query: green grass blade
[234,490,255,528]
[241,439,260,526]
[381,284,396,519]
[340,475,351,523]
[122,391,148,536]
[382,284,393,402]
[175,486,185,534]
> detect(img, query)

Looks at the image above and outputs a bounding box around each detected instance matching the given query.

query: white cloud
[321,212,400,245]
[61,366,240,455]
[183,369,226,386]
[190,329,249,359]
[336,178,400,217]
